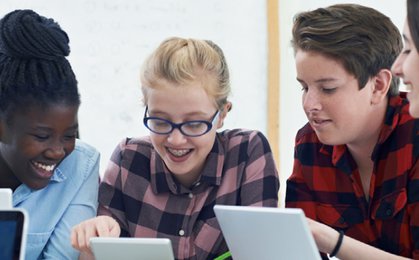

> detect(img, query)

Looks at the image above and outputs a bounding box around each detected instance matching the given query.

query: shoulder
[74,139,100,158]
[116,136,153,151]
[59,139,100,179]
[386,94,419,130]
[109,136,154,166]
[218,129,272,154]
[386,96,419,151]
[114,136,153,156]
[295,122,317,143]
[70,139,100,166]
[219,128,267,142]
[293,123,327,160]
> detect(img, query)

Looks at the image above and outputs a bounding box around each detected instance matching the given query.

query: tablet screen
[0,210,26,260]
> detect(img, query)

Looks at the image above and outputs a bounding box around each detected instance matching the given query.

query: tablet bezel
[0,188,12,209]
[90,237,175,260]
[213,205,322,260]
[0,208,28,260]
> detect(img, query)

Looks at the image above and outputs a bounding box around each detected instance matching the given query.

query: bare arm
[307,218,412,260]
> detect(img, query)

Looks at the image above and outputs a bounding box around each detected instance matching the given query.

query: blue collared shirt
[13,140,100,260]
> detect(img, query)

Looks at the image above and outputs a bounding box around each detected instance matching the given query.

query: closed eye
[300,84,308,92]
[321,88,337,94]
[185,122,205,128]
[63,134,77,141]
[402,49,411,55]
[32,134,49,141]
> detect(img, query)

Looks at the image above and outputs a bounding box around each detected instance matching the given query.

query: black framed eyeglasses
[143,107,220,137]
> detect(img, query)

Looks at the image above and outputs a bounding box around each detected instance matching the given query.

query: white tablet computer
[0,188,13,209]
[90,237,175,260]
[0,208,28,260]
[214,205,321,260]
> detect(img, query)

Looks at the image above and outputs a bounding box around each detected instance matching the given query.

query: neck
[347,98,387,169]
[174,172,201,189]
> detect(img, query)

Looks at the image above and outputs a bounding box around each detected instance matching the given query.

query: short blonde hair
[140,37,231,109]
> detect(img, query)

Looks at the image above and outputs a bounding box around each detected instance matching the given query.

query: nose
[45,140,66,160]
[303,89,321,112]
[391,54,404,78]
[167,128,187,145]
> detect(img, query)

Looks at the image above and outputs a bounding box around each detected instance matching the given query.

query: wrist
[329,230,344,257]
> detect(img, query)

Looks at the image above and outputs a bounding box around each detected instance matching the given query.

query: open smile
[31,161,56,179]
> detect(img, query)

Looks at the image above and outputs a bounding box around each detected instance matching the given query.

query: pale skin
[71,216,120,259]
[392,20,419,118]
[296,50,412,259]
[72,78,231,258]
[308,219,411,260]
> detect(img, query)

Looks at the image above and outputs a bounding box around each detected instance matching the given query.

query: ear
[371,69,392,105]
[216,102,232,129]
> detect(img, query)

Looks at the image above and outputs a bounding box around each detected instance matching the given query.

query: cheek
[404,54,419,80]
[195,132,217,152]
[15,138,40,157]
[149,134,165,149]
[64,142,76,154]
[412,56,419,85]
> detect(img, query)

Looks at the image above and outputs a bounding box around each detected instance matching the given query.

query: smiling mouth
[310,119,332,128]
[32,161,56,172]
[312,119,329,124]
[167,148,192,157]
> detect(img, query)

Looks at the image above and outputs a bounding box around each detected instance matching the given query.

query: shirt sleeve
[41,148,100,259]
[239,131,279,207]
[285,141,318,220]
[98,139,130,235]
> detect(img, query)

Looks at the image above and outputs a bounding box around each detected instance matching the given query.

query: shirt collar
[13,165,67,204]
[50,166,67,182]
[150,133,226,194]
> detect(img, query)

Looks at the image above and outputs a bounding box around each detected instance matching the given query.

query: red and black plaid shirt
[286,95,419,259]
[98,129,279,260]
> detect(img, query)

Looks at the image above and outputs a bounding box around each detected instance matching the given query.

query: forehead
[145,80,217,114]
[295,50,350,79]
[403,20,412,43]
[5,103,79,129]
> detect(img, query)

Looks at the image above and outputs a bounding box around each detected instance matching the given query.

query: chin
[27,180,49,190]
[317,135,342,146]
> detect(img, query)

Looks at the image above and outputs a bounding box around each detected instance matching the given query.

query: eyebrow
[148,109,209,117]
[31,124,79,131]
[296,77,338,84]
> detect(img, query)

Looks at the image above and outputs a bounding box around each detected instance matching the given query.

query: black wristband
[329,230,344,257]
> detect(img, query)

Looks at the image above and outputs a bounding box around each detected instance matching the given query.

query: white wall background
[0,0,268,174]
[0,1,406,206]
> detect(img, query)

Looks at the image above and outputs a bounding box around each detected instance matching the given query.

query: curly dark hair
[0,9,80,122]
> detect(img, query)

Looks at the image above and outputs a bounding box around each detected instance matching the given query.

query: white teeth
[167,148,190,157]
[33,162,56,172]
[406,84,412,91]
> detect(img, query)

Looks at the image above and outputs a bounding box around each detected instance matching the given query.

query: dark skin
[0,102,79,191]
